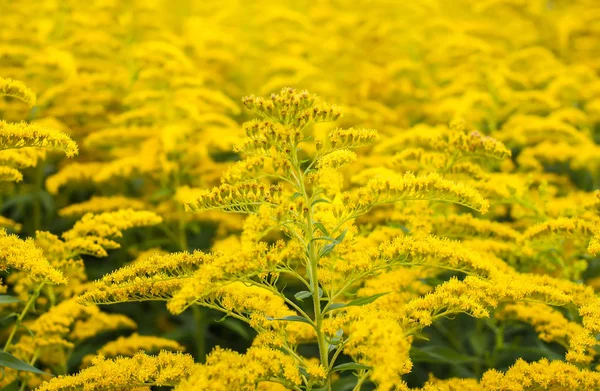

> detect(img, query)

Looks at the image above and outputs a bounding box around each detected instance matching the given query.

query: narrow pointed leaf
[0,351,51,376]
[326,292,389,313]
[331,362,371,373]
[294,291,313,301]
[266,315,313,325]
[313,222,329,236]
[0,296,20,305]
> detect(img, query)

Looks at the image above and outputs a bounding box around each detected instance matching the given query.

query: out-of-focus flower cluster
[1,0,600,390]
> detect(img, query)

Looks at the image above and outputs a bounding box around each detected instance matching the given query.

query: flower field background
[1,0,600,390]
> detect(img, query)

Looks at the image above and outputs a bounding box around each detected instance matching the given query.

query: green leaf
[0,351,51,376]
[290,192,302,201]
[0,296,20,305]
[313,222,329,236]
[294,291,313,301]
[266,315,313,325]
[410,346,479,364]
[325,292,389,313]
[311,198,330,207]
[319,243,337,258]
[327,303,346,311]
[311,236,335,243]
[318,229,348,258]
[299,366,309,378]
[334,229,347,243]
[388,222,410,234]
[331,362,371,373]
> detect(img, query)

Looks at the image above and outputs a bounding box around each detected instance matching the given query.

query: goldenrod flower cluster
[1,0,600,390]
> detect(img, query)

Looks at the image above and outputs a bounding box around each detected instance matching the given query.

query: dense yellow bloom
[81,333,185,367]
[0,165,23,182]
[26,299,136,351]
[316,149,357,169]
[166,244,283,314]
[327,128,379,149]
[61,209,163,257]
[182,182,283,213]
[45,162,104,194]
[345,309,412,391]
[0,147,45,169]
[380,120,511,163]
[209,282,292,328]
[0,215,22,232]
[522,217,598,242]
[70,311,138,342]
[480,358,600,391]
[58,196,147,217]
[378,235,508,278]
[175,346,300,391]
[78,250,214,304]
[242,87,341,127]
[220,156,267,184]
[82,126,156,150]
[349,172,490,215]
[432,214,521,241]
[2,1,600,389]
[0,120,77,157]
[0,77,36,106]
[38,351,195,391]
[0,229,65,284]
[415,376,481,391]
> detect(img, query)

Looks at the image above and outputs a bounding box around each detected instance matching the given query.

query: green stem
[352,371,369,391]
[4,283,44,351]
[192,306,207,362]
[18,351,39,391]
[327,341,347,371]
[292,145,330,389]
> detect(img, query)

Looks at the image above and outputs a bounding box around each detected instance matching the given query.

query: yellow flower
[81,333,185,367]
[61,209,163,257]
[0,120,77,157]
[37,351,195,391]
[58,196,148,218]
[45,162,104,194]
[327,127,379,149]
[0,229,65,284]
[344,309,412,391]
[0,165,23,182]
[378,235,508,278]
[349,172,489,214]
[0,215,22,232]
[178,346,300,391]
[316,149,357,169]
[181,182,283,213]
[0,77,36,106]
[480,358,600,391]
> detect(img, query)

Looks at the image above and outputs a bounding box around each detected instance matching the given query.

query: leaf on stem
[0,351,51,376]
[325,292,389,313]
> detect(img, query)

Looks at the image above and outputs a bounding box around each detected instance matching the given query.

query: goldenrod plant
[1,0,600,390]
